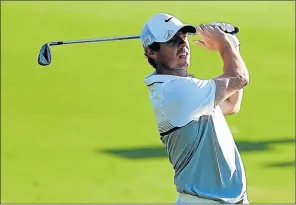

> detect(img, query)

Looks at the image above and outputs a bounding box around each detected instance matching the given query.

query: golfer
[140,13,250,204]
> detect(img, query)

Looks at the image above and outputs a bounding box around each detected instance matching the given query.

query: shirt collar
[144,72,194,86]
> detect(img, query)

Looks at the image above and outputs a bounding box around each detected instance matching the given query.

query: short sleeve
[161,77,216,127]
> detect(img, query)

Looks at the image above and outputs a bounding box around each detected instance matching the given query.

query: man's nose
[179,37,186,48]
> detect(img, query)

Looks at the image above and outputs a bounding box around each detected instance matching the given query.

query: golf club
[37,25,239,66]
[37,35,141,66]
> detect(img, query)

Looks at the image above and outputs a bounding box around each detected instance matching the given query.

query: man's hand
[193,24,232,52]
[226,33,240,50]
[194,24,240,51]
[207,22,240,50]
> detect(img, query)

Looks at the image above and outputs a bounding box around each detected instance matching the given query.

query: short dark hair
[144,42,160,69]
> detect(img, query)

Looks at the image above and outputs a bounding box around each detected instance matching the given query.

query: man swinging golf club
[141,13,250,204]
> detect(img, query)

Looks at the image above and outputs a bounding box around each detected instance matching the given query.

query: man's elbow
[238,74,250,89]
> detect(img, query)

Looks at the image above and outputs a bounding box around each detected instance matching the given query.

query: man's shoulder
[161,77,215,97]
[143,72,203,87]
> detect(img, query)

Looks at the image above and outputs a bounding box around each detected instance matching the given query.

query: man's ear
[144,47,157,59]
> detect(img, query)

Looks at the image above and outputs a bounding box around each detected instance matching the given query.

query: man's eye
[181,33,189,38]
[167,36,178,44]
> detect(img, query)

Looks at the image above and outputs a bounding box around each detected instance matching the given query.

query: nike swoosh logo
[165,17,173,22]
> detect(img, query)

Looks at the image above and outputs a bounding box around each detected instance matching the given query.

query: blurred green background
[1,1,295,203]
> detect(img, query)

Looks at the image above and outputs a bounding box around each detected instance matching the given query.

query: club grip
[49,41,64,46]
[229,26,239,35]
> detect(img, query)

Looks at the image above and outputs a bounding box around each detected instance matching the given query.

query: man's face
[152,31,191,70]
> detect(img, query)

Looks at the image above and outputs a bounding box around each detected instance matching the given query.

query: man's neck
[156,66,189,77]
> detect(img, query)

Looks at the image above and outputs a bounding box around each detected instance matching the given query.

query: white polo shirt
[144,72,216,134]
[144,72,247,203]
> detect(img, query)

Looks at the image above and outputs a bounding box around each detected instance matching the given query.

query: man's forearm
[224,46,245,106]
[220,46,249,80]
[217,43,246,114]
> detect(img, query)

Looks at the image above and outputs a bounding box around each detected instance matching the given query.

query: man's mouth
[178,51,188,58]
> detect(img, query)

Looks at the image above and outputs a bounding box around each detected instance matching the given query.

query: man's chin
[178,59,190,69]
[181,62,190,70]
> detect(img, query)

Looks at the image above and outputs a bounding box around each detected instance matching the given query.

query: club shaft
[48,35,140,46]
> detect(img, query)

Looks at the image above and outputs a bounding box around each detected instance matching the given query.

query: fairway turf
[1,1,295,203]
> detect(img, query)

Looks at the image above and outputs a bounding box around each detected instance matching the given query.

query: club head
[38,43,51,66]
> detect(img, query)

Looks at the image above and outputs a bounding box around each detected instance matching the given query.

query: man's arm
[212,48,249,109]
[219,45,244,115]
[202,23,245,115]
[195,25,250,113]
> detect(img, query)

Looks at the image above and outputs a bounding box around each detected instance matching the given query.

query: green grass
[1,1,295,203]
